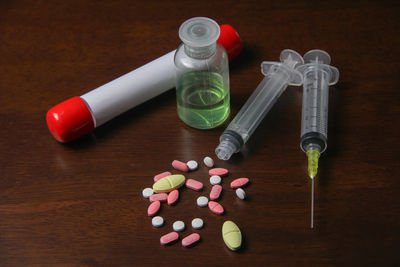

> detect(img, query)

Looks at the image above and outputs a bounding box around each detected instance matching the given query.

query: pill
[186,160,198,171]
[173,221,185,232]
[152,216,164,227]
[203,156,214,167]
[154,171,172,182]
[182,233,201,247]
[142,187,153,198]
[230,178,250,189]
[209,168,229,177]
[196,196,209,207]
[172,160,189,172]
[160,231,179,245]
[209,185,223,201]
[167,189,179,205]
[222,221,242,251]
[208,201,224,215]
[191,218,204,229]
[147,200,161,216]
[149,193,168,202]
[209,175,221,185]
[186,179,203,191]
[153,174,185,193]
[236,188,246,200]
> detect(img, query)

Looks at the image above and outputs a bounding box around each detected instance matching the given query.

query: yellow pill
[152,174,185,193]
[222,220,242,251]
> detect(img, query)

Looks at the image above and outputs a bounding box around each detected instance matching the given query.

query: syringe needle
[311,177,314,229]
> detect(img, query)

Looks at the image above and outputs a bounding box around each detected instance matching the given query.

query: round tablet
[203,156,214,168]
[197,196,209,207]
[236,188,246,200]
[209,175,221,185]
[187,160,198,171]
[173,221,185,232]
[191,218,204,229]
[151,216,164,227]
[142,188,153,198]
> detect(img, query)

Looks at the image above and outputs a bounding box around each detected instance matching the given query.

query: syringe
[215,49,304,160]
[296,49,339,228]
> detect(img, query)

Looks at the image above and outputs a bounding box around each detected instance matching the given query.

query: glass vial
[174,17,230,129]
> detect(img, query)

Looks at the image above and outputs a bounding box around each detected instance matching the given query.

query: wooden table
[1,0,399,265]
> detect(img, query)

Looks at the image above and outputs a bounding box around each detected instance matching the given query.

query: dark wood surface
[1,0,399,266]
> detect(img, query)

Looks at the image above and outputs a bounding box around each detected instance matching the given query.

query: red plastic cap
[218,24,243,61]
[46,96,95,143]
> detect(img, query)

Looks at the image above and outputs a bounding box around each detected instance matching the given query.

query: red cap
[218,24,243,61]
[46,96,95,143]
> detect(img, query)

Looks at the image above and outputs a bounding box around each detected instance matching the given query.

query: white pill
[173,221,185,232]
[209,175,221,185]
[196,196,209,207]
[203,156,214,168]
[236,188,246,200]
[191,218,204,229]
[142,188,153,198]
[187,160,198,171]
[151,216,164,227]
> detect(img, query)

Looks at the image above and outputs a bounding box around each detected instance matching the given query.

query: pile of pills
[142,156,250,250]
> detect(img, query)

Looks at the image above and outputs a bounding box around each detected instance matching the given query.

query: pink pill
[210,185,223,200]
[182,233,201,247]
[147,200,161,216]
[209,168,229,177]
[186,179,203,191]
[230,178,250,189]
[150,193,168,202]
[167,190,179,205]
[172,160,189,172]
[154,171,172,182]
[160,231,179,245]
[208,201,224,215]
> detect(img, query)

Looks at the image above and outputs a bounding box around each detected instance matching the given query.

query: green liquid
[176,71,230,129]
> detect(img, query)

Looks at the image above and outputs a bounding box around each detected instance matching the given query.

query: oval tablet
[222,220,242,251]
[209,185,222,200]
[209,168,229,177]
[149,193,168,202]
[147,200,161,216]
[172,160,189,172]
[187,160,198,171]
[160,231,179,245]
[182,233,200,247]
[154,171,172,182]
[197,196,208,207]
[230,178,249,189]
[167,189,179,205]
[153,174,186,193]
[236,188,246,200]
[186,179,203,191]
[208,201,224,215]
[203,156,214,168]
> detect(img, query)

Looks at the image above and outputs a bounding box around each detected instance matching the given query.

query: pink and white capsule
[182,233,201,247]
[150,193,168,202]
[147,200,161,216]
[209,168,229,177]
[167,190,179,205]
[208,201,224,215]
[186,179,203,191]
[210,185,223,200]
[154,171,172,182]
[230,178,250,189]
[172,160,189,172]
[160,231,179,245]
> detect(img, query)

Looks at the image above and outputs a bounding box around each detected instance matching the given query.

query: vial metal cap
[179,17,220,48]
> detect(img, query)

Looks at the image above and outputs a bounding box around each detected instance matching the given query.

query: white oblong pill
[187,160,198,171]
[152,216,164,227]
[173,221,185,232]
[209,175,221,185]
[197,196,209,207]
[191,218,204,229]
[203,156,214,168]
[142,187,154,198]
[236,188,246,200]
